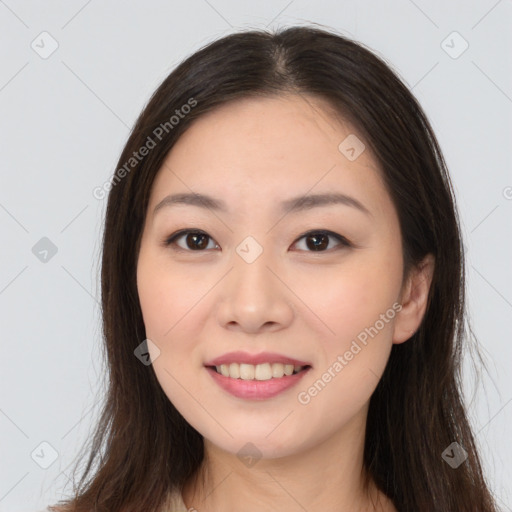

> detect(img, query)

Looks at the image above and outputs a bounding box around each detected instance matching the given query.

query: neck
[181,410,395,512]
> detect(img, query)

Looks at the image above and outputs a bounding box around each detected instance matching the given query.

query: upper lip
[204,351,311,367]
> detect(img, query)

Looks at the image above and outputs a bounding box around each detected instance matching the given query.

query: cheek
[292,250,402,344]
[137,248,206,341]
[292,247,402,411]
[137,252,204,415]
[136,248,213,414]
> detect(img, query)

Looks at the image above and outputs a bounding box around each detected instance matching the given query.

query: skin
[136,94,434,512]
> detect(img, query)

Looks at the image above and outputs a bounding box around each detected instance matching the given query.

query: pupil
[307,234,328,251]
[184,233,329,251]
[187,233,208,250]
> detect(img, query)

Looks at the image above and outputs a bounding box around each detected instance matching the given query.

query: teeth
[214,362,305,380]
[229,362,240,379]
[255,363,271,380]
[240,363,254,380]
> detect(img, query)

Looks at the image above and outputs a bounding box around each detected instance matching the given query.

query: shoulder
[162,488,188,511]
[43,491,187,512]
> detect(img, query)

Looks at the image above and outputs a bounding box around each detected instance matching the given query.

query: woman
[49,25,499,511]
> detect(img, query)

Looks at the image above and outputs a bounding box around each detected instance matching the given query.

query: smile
[205,364,311,400]
[212,362,307,380]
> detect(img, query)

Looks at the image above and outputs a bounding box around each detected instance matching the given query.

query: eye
[164,229,351,253]
[292,230,352,252]
[164,230,219,251]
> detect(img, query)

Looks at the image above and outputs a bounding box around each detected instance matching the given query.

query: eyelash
[163,229,353,253]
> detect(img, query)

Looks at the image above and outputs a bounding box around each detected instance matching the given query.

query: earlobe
[392,253,435,344]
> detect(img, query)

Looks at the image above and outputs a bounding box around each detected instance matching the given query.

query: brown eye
[305,233,329,251]
[165,230,218,251]
[294,230,351,252]
[184,232,210,250]
[164,229,351,253]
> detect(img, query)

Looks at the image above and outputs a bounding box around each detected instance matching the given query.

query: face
[136,94,407,459]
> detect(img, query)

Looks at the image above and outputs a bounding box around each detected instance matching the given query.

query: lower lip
[205,366,311,400]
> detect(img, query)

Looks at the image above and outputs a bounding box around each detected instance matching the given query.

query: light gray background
[0,1,510,511]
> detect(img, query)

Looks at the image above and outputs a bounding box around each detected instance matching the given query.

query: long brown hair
[50,25,498,511]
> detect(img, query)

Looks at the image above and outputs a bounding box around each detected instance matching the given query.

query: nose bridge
[215,234,294,332]
[231,234,276,300]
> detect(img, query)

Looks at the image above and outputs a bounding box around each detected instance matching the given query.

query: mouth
[207,362,311,381]
[205,362,312,400]
[203,351,313,399]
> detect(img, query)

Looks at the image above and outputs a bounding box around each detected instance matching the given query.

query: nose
[215,246,294,334]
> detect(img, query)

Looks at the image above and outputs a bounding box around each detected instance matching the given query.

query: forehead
[149,94,391,220]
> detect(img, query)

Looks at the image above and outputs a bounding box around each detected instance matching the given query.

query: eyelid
[292,229,352,251]
[164,229,219,251]
[163,228,353,252]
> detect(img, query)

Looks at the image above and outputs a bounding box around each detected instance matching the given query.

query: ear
[393,253,435,344]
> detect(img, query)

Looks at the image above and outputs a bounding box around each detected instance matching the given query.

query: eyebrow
[153,192,372,217]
